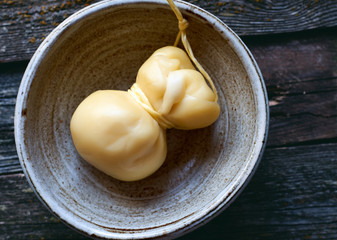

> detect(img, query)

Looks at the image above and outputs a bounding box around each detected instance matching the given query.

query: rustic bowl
[14,0,268,239]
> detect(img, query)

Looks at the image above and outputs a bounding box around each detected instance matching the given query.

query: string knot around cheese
[128,83,175,129]
[178,18,189,32]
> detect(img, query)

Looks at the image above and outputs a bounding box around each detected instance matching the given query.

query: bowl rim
[14,0,269,239]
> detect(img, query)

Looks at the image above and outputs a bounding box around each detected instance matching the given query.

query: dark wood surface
[1,0,337,62]
[1,0,337,239]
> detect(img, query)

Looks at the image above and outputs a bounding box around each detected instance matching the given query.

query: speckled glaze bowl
[14,0,268,239]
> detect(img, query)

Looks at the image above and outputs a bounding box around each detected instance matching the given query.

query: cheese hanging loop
[167,0,218,103]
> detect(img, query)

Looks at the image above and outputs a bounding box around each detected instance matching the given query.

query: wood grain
[1,0,337,62]
[0,61,26,176]
[244,29,337,146]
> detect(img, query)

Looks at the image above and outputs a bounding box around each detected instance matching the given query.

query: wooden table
[1,0,337,239]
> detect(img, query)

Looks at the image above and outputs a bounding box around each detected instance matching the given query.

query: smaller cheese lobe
[136,46,220,130]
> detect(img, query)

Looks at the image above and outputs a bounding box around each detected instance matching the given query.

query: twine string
[128,84,175,129]
[167,0,218,102]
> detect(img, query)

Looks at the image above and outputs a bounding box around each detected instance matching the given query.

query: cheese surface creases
[136,46,220,129]
[70,46,220,181]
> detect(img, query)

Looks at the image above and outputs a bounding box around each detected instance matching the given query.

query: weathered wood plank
[243,29,337,85]
[1,143,336,239]
[1,0,337,62]
[0,62,26,176]
[0,0,98,63]
[244,28,337,146]
[267,87,337,146]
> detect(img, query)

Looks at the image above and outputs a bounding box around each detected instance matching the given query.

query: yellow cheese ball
[136,46,220,129]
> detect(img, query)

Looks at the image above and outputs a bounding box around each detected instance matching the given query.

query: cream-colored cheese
[70,46,219,181]
[70,90,166,181]
[136,46,220,129]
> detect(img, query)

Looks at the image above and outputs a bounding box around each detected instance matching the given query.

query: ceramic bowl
[15,0,268,239]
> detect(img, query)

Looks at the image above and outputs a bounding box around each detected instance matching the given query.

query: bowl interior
[17,1,266,239]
